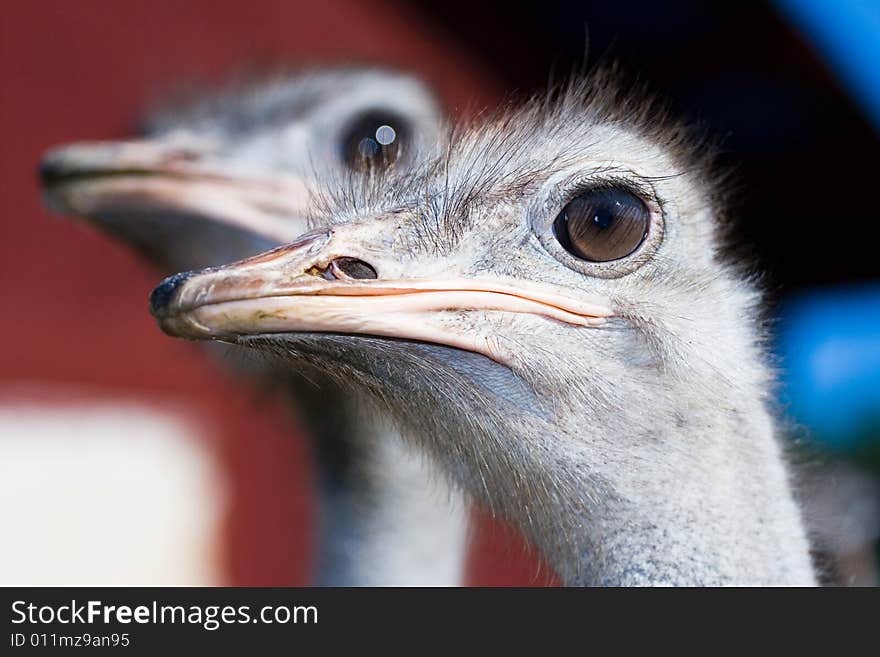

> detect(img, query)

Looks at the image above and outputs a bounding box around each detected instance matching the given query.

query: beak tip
[38,144,81,185]
[36,158,52,185]
[149,270,194,318]
[37,150,79,215]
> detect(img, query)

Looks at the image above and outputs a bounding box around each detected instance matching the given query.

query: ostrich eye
[341,110,408,172]
[552,187,649,262]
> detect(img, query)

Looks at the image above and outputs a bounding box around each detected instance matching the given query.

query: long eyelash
[564,174,658,206]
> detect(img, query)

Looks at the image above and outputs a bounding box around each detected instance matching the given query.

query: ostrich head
[40,68,442,272]
[150,74,815,585]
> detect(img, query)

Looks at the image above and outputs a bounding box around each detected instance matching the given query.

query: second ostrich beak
[40,137,312,245]
[150,222,614,366]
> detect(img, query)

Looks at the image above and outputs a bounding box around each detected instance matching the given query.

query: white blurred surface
[0,400,225,585]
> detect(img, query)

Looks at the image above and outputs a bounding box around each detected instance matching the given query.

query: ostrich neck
[282,378,470,586]
[528,401,817,586]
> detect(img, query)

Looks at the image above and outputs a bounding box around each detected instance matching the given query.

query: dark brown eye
[552,187,650,262]
[341,110,408,172]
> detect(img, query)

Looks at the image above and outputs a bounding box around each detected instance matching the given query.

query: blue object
[777,284,880,449]
[775,0,880,132]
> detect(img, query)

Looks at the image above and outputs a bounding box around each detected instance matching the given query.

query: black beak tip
[37,157,64,186]
[149,271,194,318]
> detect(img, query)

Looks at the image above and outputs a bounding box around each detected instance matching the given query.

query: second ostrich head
[40,68,442,272]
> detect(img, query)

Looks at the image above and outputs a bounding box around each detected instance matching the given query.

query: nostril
[329,257,378,280]
[149,271,195,317]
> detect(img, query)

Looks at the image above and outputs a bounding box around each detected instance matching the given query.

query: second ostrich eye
[552,187,649,262]
[341,110,408,172]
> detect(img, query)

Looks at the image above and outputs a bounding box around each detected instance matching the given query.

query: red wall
[1,0,554,585]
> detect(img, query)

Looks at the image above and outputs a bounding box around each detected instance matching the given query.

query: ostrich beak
[150,224,613,365]
[39,137,312,249]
